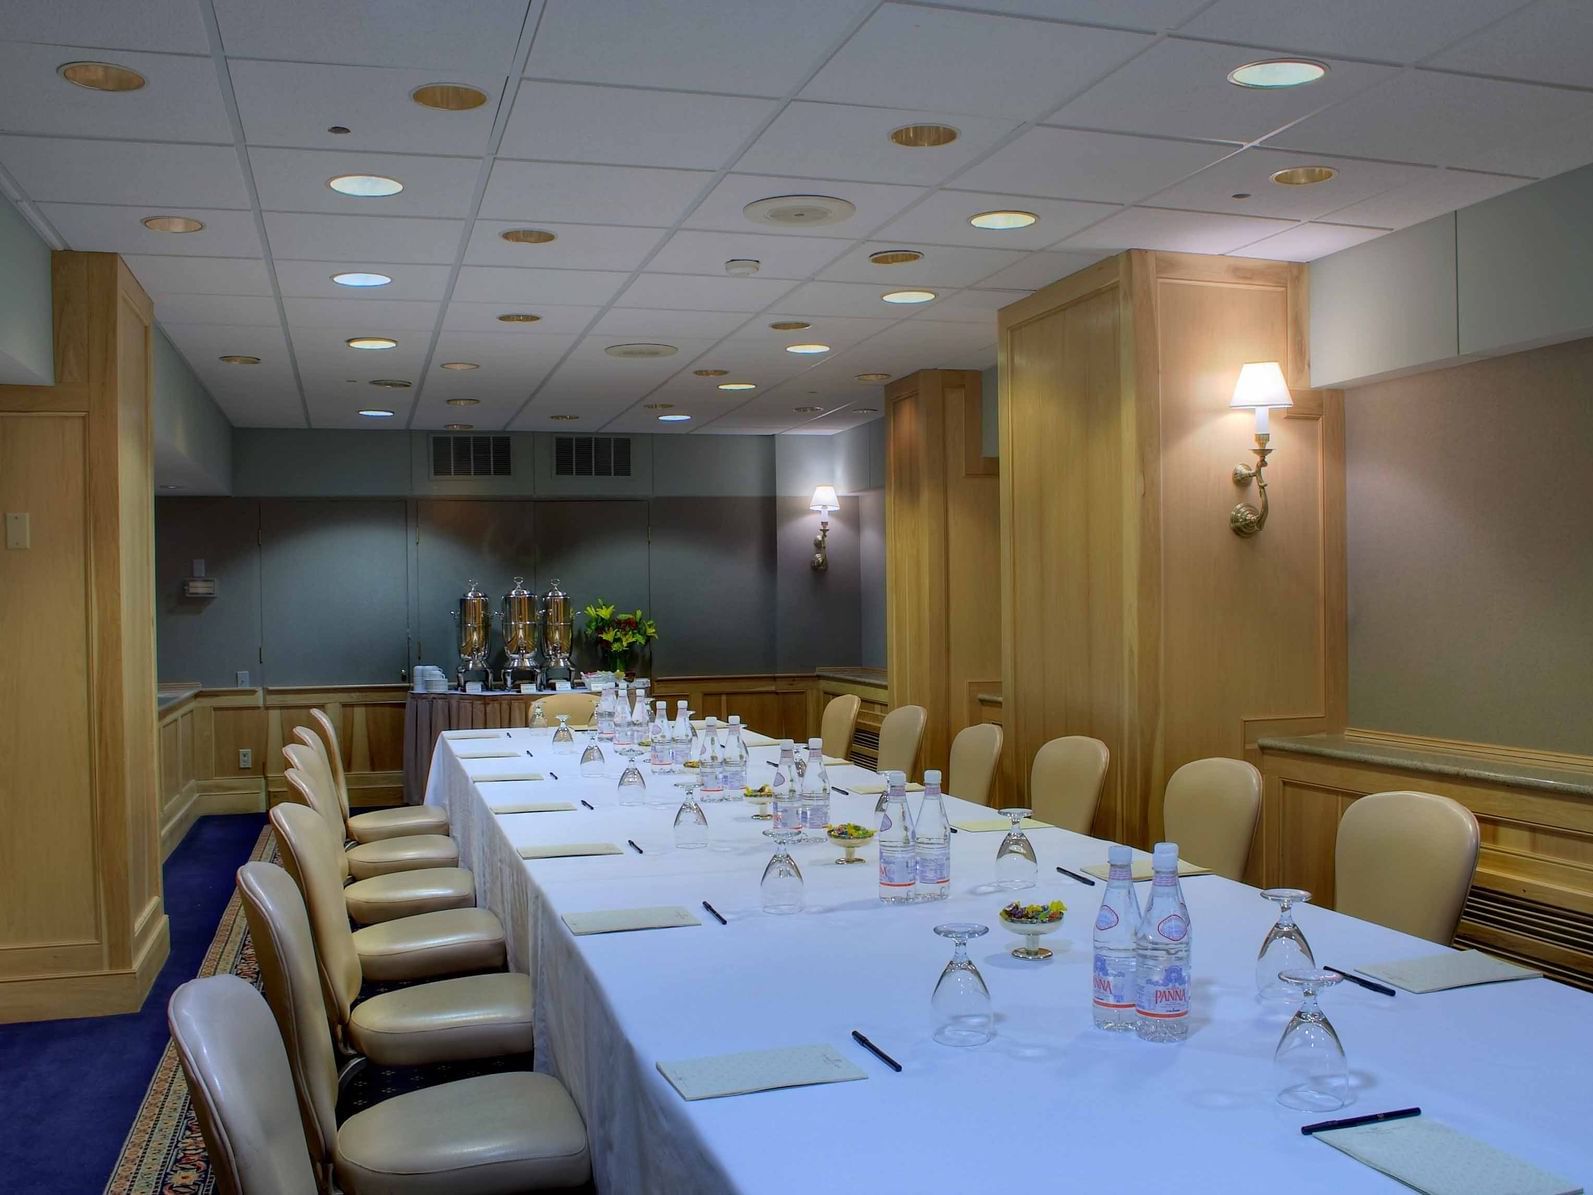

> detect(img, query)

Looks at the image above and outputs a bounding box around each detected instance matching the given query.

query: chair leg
[337,1053,368,1093]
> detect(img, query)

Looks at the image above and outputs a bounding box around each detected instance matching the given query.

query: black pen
[627,838,644,854]
[1056,865,1097,886]
[701,900,727,925]
[549,771,559,780]
[851,1030,902,1072]
[525,749,535,758]
[949,825,959,834]
[832,786,852,796]
[580,799,594,810]
[1301,1107,1420,1136]
[1325,966,1396,997]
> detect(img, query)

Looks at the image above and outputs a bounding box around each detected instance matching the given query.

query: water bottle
[700,717,724,796]
[772,738,795,793]
[720,716,749,792]
[612,681,635,754]
[595,682,616,741]
[670,701,692,769]
[799,738,829,831]
[913,769,950,901]
[772,742,803,833]
[1092,843,1141,1031]
[531,701,546,729]
[649,700,672,773]
[878,770,916,904]
[1135,842,1191,1042]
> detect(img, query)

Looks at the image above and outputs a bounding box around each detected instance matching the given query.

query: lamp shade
[1230,361,1293,410]
[810,484,839,513]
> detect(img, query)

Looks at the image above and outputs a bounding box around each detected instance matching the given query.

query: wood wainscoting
[816,670,890,770]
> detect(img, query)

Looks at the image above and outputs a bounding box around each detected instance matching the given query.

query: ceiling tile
[645,229,851,278]
[1318,167,1531,230]
[1060,205,1295,253]
[614,273,798,312]
[263,212,464,263]
[479,160,711,225]
[871,189,1117,249]
[969,249,1113,291]
[429,330,578,368]
[2,0,212,53]
[160,321,295,379]
[734,102,1019,186]
[956,128,1234,203]
[683,173,924,236]
[590,308,751,338]
[1268,70,1593,177]
[910,0,1207,27]
[524,0,874,96]
[272,259,453,300]
[248,146,482,217]
[0,44,232,142]
[150,293,282,325]
[801,3,1152,120]
[212,0,532,71]
[1179,0,1528,62]
[462,221,667,270]
[452,265,629,305]
[1232,222,1387,261]
[229,60,503,155]
[282,296,440,330]
[0,136,251,207]
[441,302,601,334]
[288,325,431,365]
[1144,149,1429,222]
[818,243,1026,286]
[1429,0,1593,88]
[1046,39,1396,144]
[421,362,558,402]
[726,313,896,346]
[125,255,273,296]
[898,290,1028,322]
[499,82,774,169]
[777,280,948,318]
[41,203,265,256]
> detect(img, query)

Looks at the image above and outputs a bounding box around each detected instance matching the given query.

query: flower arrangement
[580,601,658,673]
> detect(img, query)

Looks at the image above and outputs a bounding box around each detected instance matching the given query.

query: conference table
[424,725,1591,1194]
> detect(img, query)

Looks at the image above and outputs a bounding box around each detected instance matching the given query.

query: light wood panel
[816,673,890,770]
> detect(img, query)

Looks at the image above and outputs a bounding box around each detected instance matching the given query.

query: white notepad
[489,801,577,814]
[1357,950,1542,994]
[1315,1117,1580,1195]
[453,748,520,759]
[518,842,622,860]
[475,771,545,783]
[849,781,925,795]
[562,906,700,935]
[442,729,504,740]
[1083,858,1212,881]
[952,816,1051,833]
[656,1045,867,1102]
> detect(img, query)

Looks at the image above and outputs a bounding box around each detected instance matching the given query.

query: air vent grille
[431,434,511,478]
[554,435,632,478]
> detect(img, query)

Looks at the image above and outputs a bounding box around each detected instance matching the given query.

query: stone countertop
[157,684,201,713]
[1257,733,1593,799]
[815,665,888,688]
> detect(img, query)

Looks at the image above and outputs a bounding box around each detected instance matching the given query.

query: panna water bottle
[1135,842,1191,1042]
[772,739,795,793]
[772,741,803,833]
[531,701,546,729]
[1092,843,1141,1031]
[595,683,616,741]
[913,769,950,901]
[700,717,724,796]
[878,770,916,904]
[720,716,749,792]
[670,702,692,769]
[799,738,829,831]
[612,681,635,754]
[649,700,672,772]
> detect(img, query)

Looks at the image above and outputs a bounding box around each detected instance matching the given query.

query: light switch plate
[238,748,253,770]
[5,512,29,550]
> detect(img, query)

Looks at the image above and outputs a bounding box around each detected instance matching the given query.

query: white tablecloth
[425,727,1593,1194]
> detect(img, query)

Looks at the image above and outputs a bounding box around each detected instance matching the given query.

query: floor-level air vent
[431,434,511,478]
[554,435,632,478]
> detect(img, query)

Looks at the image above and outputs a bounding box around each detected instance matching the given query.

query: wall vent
[431,434,511,478]
[554,435,632,478]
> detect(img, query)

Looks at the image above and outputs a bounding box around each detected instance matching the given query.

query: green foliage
[580,600,659,668]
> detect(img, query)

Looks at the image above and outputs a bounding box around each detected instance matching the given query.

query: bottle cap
[1152,842,1179,869]
[807,737,822,749]
[780,738,793,748]
[888,770,905,786]
[1108,843,1132,866]
[706,716,718,726]
[729,715,741,724]
[924,769,941,786]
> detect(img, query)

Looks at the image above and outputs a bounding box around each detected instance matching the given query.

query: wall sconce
[809,484,839,570]
[1228,361,1294,537]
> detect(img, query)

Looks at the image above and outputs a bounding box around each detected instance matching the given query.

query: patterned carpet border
[104,827,275,1195]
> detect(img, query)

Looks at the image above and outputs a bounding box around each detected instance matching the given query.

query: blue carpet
[0,813,268,1195]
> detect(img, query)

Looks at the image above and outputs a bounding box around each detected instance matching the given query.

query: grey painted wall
[858,489,887,670]
[1346,336,1593,754]
[154,328,233,494]
[0,189,52,385]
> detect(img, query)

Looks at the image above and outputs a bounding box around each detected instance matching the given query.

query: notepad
[562,906,700,935]
[656,1045,868,1102]
[475,771,545,783]
[1082,858,1212,881]
[518,842,622,860]
[1314,1117,1580,1195]
[952,816,1052,833]
[1356,950,1543,994]
[489,801,577,814]
[849,781,925,795]
[442,729,504,740]
[452,748,520,759]
[823,756,849,767]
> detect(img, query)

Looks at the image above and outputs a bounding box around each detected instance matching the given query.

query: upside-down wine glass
[995,808,1038,890]
[551,714,576,754]
[1256,888,1315,1000]
[617,761,647,807]
[931,923,993,1046]
[579,742,607,779]
[761,828,804,915]
[1274,969,1348,1112]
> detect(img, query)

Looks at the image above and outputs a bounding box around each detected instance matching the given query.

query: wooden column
[885,369,1001,782]
[0,253,166,1021]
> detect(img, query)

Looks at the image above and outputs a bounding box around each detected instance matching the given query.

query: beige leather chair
[876,704,927,778]
[820,694,862,762]
[269,803,533,1066]
[532,692,598,726]
[947,723,1004,806]
[1030,736,1109,833]
[285,740,458,879]
[1336,790,1479,944]
[1161,757,1262,881]
[305,708,449,843]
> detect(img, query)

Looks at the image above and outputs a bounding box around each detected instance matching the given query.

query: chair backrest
[1336,790,1479,944]
[947,723,1004,806]
[236,861,340,1175]
[1029,735,1109,832]
[167,975,321,1195]
[290,729,351,831]
[876,704,927,778]
[306,709,351,822]
[1161,757,1262,881]
[820,694,861,762]
[282,768,349,885]
[268,802,364,1036]
[533,692,599,725]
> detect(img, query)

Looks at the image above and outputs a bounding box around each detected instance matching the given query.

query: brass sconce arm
[1230,433,1273,537]
[811,519,831,570]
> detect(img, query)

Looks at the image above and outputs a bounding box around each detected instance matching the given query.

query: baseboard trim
[0,914,170,1024]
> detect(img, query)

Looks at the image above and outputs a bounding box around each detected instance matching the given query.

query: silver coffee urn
[498,575,540,689]
[451,579,492,688]
[540,577,574,685]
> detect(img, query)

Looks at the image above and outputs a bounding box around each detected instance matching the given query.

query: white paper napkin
[1083,858,1211,881]
[657,1045,867,1102]
[1315,1117,1580,1195]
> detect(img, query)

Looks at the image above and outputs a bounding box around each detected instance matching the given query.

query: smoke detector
[724,258,761,277]
[604,343,678,358]
[742,194,856,228]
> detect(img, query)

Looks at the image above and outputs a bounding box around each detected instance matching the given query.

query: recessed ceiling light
[369,378,412,388]
[969,210,1037,230]
[718,382,757,391]
[743,194,856,228]
[328,174,403,197]
[219,355,260,365]
[693,369,729,377]
[549,414,580,421]
[1231,192,1252,200]
[855,373,891,383]
[142,215,204,234]
[882,289,936,304]
[359,409,395,418]
[889,124,959,148]
[158,484,185,491]
[59,61,145,91]
[444,423,474,431]
[869,249,923,266]
[327,125,351,135]
[793,405,824,413]
[497,312,541,323]
[1271,165,1337,186]
[724,258,761,276]
[331,271,391,287]
[346,336,397,350]
[643,402,674,410]
[768,321,811,331]
[1228,58,1329,89]
[605,343,678,359]
[658,413,692,423]
[447,398,480,407]
[785,343,830,354]
[501,228,556,244]
[412,83,489,110]
[439,361,479,371]
[853,407,879,414]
